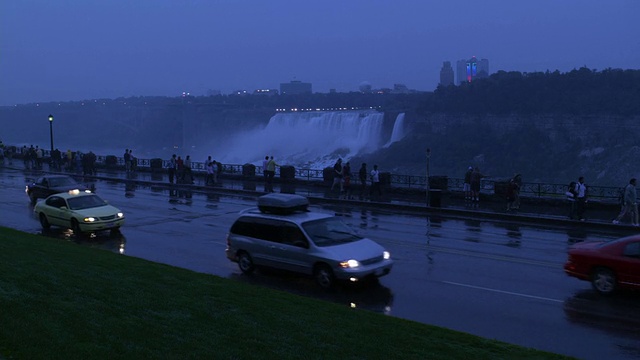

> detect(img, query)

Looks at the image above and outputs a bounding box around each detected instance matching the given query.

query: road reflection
[564,289,640,342]
[229,270,394,315]
[40,228,127,254]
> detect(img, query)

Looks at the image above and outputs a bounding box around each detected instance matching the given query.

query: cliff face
[2,101,638,186]
[356,113,640,186]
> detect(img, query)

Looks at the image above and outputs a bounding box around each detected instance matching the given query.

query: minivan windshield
[302,217,362,246]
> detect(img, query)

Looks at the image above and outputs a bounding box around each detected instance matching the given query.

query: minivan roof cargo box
[257,193,309,214]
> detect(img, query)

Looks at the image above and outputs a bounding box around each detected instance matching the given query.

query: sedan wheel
[592,267,616,295]
[39,213,51,230]
[314,264,335,289]
[237,252,255,274]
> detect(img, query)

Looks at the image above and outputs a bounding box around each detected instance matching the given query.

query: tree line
[420,67,640,116]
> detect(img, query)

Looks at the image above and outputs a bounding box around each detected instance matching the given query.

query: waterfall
[214,110,384,168]
[384,113,406,148]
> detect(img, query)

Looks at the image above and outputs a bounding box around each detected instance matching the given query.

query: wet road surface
[1,166,639,360]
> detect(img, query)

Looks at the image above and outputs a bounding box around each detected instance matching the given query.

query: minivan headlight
[383,251,390,260]
[339,259,360,268]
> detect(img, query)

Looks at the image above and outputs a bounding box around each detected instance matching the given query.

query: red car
[564,235,640,295]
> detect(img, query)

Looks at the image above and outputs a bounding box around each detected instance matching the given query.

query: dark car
[25,175,91,204]
[564,235,640,295]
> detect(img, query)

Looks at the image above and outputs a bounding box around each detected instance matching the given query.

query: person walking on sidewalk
[613,178,638,226]
[574,176,588,221]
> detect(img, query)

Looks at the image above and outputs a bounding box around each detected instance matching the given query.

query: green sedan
[34,190,125,235]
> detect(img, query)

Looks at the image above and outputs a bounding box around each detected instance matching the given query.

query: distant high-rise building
[456,56,490,84]
[439,61,454,86]
[477,58,489,79]
[280,80,312,95]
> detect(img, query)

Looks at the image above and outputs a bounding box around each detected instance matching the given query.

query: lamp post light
[426,148,431,206]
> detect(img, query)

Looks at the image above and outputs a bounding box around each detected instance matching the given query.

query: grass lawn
[0,227,571,359]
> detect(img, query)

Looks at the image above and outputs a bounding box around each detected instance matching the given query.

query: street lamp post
[48,115,54,169]
[426,148,431,206]
[48,114,54,153]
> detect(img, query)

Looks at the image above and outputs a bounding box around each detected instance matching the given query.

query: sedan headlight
[117,212,124,218]
[339,259,360,268]
[83,217,96,223]
[383,251,390,260]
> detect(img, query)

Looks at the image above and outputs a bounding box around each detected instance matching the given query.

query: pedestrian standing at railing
[129,149,136,172]
[463,166,473,200]
[370,164,382,196]
[613,178,638,226]
[358,163,368,197]
[183,155,192,183]
[470,167,485,202]
[266,156,279,193]
[331,158,343,193]
[574,176,588,221]
[212,160,219,184]
[566,181,578,220]
[262,155,269,186]
[168,154,177,184]
[343,161,352,199]
[124,149,131,173]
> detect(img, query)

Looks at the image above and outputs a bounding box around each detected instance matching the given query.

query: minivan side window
[230,217,284,243]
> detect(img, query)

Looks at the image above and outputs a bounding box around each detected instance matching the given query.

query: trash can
[428,189,442,207]
[242,163,256,178]
[150,158,163,172]
[429,176,448,191]
[279,165,296,182]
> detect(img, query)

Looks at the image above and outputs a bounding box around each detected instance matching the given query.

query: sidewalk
[13,162,637,230]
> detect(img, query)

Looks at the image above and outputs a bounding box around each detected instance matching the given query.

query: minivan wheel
[238,252,255,274]
[39,213,51,230]
[592,267,616,295]
[314,264,335,289]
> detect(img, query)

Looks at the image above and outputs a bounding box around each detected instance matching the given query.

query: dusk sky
[1,0,638,106]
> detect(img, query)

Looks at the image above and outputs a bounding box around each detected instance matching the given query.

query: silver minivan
[225,194,393,288]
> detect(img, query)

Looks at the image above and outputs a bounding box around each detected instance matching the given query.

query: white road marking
[442,281,564,303]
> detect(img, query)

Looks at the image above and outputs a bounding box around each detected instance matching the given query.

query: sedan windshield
[66,195,107,210]
[49,177,78,187]
[302,217,362,247]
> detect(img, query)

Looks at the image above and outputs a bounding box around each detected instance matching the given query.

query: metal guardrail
[8,148,625,201]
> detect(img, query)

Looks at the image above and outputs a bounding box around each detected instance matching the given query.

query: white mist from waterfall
[384,113,406,148]
[214,111,384,169]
